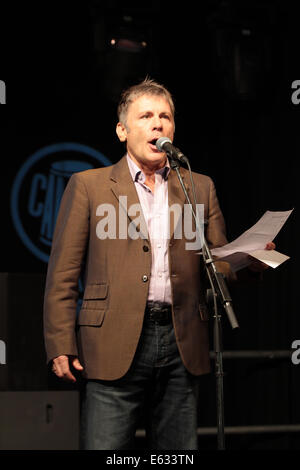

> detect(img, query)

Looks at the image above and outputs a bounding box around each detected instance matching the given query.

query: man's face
[116,94,175,169]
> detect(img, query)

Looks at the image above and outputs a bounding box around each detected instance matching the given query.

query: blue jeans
[81,315,200,450]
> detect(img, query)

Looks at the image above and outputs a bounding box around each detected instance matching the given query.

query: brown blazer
[43,155,230,380]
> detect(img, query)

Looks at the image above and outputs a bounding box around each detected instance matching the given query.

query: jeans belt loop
[146,302,172,324]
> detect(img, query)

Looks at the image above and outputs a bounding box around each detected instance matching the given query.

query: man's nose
[152,115,163,130]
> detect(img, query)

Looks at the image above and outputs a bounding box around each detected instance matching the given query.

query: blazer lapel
[110,156,149,240]
[110,156,192,242]
[167,167,190,241]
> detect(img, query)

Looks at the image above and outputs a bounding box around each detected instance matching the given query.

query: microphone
[155,137,188,164]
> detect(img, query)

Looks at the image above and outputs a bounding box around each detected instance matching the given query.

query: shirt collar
[126,154,170,183]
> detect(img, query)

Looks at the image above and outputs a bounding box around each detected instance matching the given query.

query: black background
[1,0,300,450]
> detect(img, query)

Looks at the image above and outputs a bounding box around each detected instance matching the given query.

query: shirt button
[142,275,148,282]
[157,244,161,248]
[143,245,149,252]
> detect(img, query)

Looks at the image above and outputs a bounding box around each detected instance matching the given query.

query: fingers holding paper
[265,241,276,251]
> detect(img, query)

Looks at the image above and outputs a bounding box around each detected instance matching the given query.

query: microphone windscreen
[156,137,172,152]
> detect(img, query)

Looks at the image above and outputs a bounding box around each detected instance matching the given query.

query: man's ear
[116,122,127,142]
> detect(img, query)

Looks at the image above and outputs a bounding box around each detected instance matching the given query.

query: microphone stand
[169,155,239,451]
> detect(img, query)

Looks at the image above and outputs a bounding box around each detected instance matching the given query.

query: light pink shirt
[127,154,172,304]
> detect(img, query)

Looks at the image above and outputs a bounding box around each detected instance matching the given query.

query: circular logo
[11,142,112,263]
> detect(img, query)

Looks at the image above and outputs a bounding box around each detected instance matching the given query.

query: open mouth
[148,138,160,151]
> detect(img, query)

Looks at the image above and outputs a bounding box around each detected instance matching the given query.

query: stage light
[89,4,155,103]
[207,2,275,101]
[109,37,146,53]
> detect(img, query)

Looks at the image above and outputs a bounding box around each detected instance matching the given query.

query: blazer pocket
[83,283,108,300]
[78,283,109,325]
[199,303,209,321]
[77,309,105,326]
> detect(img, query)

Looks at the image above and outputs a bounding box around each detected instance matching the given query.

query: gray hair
[117,78,175,126]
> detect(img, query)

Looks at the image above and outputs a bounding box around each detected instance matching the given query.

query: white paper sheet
[210,210,293,271]
[248,249,290,269]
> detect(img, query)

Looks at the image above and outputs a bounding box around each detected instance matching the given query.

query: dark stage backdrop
[0,0,299,450]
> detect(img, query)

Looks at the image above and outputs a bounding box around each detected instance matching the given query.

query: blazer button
[142,275,148,282]
[143,245,149,252]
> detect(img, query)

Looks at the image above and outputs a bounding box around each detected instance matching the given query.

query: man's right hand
[51,355,84,382]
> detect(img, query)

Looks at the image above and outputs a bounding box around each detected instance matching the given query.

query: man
[43,78,274,449]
